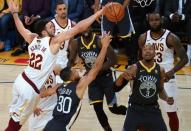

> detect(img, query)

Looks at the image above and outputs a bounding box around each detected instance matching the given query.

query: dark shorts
[101,8,132,37]
[44,118,67,131]
[88,71,116,106]
[122,104,167,131]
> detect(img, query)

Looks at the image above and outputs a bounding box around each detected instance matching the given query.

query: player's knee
[109,104,127,115]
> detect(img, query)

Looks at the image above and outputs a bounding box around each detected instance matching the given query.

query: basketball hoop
[134,0,155,7]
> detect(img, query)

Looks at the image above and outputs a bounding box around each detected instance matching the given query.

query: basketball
[105,2,125,23]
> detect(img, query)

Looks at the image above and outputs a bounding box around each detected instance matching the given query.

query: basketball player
[5,1,107,130]
[94,0,135,64]
[42,32,112,131]
[138,12,188,131]
[51,0,76,83]
[69,27,127,131]
[122,44,174,131]
[28,71,57,131]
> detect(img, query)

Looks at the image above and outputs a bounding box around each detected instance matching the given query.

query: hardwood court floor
[0,65,191,131]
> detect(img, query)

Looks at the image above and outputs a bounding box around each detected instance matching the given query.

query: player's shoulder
[166,31,180,43]
[138,32,147,47]
[139,32,147,39]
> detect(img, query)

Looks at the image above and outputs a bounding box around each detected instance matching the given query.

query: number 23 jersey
[145,29,174,72]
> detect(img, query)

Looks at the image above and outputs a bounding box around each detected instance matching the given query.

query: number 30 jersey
[53,82,82,129]
[24,37,57,90]
[145,29,174,72]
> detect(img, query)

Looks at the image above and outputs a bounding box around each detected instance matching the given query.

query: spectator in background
[11,0,51,56]
[164,0,191,65]
[68,0,84,23]
[0,0,22,52]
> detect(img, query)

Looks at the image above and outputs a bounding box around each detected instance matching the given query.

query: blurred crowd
[0,0,190,64]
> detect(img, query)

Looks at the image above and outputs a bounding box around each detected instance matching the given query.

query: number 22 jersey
[24,37,57,90]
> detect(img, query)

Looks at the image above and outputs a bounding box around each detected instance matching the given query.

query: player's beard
[149,24,162,32]
[145,59,153,62]
[61,13,67,19]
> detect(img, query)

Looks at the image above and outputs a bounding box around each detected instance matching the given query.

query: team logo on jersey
[139,81,156,98]
[81,51,98,68]
[138,75,157,98]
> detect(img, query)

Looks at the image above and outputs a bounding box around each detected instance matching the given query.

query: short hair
[60,66,72,82]
[56,0,68,6]
[33,18,50,35]
[147,11,162,20]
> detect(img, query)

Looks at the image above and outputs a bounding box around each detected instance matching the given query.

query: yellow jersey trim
[118,32,132,38]
[81,33,96,49]
[90,100,103,105]
[139,61,156,73]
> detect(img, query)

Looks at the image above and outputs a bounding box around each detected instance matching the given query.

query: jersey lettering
[29,53,43,70]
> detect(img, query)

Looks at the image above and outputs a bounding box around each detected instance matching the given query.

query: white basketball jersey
[38,71,57,111]
[24,37,56,90]
[145,29,174,72]
[51,18,73,68]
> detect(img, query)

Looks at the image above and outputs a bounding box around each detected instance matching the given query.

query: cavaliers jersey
[53,81,82,129]
[51,18,73,67]
[129,61,162,105]
[24,37,56,90]
[38,71,57,111]
[145,29,174,72]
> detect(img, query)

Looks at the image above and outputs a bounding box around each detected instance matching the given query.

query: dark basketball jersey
[53,81,81,129]
[129,61,162,105]
[78,34,109,72]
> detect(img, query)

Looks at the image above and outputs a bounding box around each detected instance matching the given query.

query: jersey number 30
[29,53,43,70]
[57,96,72,113]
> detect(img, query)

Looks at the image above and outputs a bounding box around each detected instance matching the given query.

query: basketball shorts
[9,74,40,125]
[161,78,178,112]
[44,118,67,131]
[122,104,167,131]
[101,7,134,38]
[28,110,53,131]
[88,72,117,106]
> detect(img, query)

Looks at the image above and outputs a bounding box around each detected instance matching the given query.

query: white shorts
[161,79,178,112]
[28,110,53,131]
[9,74,40,125]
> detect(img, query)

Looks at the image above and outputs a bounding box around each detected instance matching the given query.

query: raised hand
[8,0,19,14]
[101,31,112,48]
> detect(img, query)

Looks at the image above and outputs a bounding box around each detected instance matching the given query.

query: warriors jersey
[78,34,100,71]
[24,37,56,90]
[129,61,162,105]
[53,82,82,130]
[38,71,57,111]
[51,19,73,67]
[145,29,174,72]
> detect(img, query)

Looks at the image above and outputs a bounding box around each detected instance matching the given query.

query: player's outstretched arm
[8,0,37,44]
[76,32,112,99]
[52,7,106,45]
